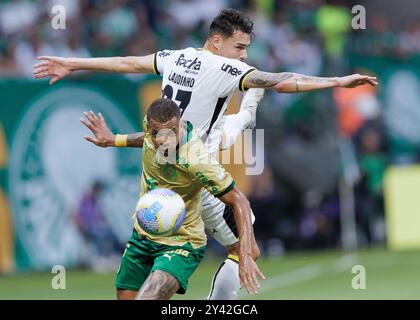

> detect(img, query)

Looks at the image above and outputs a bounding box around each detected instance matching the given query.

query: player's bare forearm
[136,270,180,300]
[220,187,253,256]
[244,70,378,93]
[245,71,338,92]
[126,132,145,148]
[231,202,253,258]
[112,132,145,148]
[34,55,155,84]
[219,186,265,294]
[68,55,155,73]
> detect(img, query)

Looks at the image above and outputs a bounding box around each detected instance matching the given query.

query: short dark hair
[209,8,254,39]
[146,98,180,123]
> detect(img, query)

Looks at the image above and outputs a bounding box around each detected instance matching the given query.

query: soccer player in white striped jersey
[33,8,377,300]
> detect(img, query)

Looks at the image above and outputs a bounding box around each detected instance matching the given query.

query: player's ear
[213,34,223,50]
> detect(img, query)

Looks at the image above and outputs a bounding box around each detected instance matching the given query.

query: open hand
[239,255,266,295]
[337,74,378,88]
[33,56,73,85]
[80,111,115,147]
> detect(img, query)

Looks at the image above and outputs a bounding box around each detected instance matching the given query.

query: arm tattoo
[247,71,295,87]
[126,132,145,148]
[297,75,333,83]
[247,71,335,89]
[136,270,180,300]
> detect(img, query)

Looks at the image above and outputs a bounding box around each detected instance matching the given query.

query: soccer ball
[135,188,186,235]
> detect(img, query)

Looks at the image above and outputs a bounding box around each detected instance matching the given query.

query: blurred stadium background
[1,0,420,299]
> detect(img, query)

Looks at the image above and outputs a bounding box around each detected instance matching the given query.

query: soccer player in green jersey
[82,98,265,299]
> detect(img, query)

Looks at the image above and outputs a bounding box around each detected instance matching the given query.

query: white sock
[207,256,240,300]
[220,112,250,150]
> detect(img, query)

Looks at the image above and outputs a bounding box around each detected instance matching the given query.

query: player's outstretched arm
[219,186,266,295]
[244,70,378,93]
[80,111,144,148]
[33,54,155,85]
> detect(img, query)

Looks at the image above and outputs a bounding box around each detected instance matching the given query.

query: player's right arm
[80,111,144,148]
[33,55,155,85]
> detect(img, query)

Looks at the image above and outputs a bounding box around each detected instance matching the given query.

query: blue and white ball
[136,188,186,235]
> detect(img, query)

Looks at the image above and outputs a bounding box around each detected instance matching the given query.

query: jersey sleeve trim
[239,68,256,92]
[214,180,235,198]
[153,53,160,75]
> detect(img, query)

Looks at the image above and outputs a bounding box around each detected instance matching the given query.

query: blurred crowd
[1,0,419,256]
[2,0,420,76]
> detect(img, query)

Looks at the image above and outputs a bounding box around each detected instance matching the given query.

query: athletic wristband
[115,134,128,147]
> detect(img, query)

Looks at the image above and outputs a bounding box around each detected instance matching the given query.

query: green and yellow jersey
[133,121,235,249]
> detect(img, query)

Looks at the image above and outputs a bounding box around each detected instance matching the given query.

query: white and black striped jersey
[152,47,255,156]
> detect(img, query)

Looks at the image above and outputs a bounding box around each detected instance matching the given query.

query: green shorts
[115,230,206,294]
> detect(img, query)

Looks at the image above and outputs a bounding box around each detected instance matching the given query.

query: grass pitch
[1,247,419,300]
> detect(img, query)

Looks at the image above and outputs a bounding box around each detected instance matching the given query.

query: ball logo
[137,204,160,233]
[145,202,163,220]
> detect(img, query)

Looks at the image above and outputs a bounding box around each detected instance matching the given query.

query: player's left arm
[244,70,378,93]
[187,141,265,294]
[80,111,144,148]
[218,185,266,294]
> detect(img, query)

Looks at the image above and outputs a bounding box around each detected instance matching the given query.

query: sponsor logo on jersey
[162,163,178,181]
[168,71,195,88]
[164,249,190,257]
[175,54,202,72]
[195,171,218,193]
[221,63,243,76]
[159,50,172,58]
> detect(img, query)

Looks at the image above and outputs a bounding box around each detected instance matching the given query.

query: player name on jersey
[168,71,195,88]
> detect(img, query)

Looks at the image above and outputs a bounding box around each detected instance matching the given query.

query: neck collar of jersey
[197,47,213,54]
